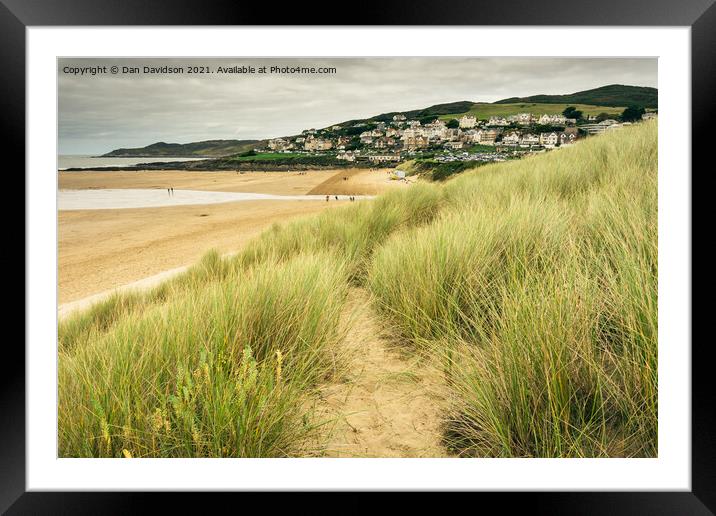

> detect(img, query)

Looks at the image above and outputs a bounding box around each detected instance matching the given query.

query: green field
[439,102,624,121]
[59,121,657,458]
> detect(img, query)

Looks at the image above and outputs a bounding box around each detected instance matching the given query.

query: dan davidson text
[62,64,338,76]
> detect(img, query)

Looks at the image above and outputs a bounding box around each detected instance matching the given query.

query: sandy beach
[58,168,407,305]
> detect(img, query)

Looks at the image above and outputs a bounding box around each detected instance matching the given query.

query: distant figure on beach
[167,188,170,197]
[326,195,329,202]
[335,195,339,201]
[171,187,174,196]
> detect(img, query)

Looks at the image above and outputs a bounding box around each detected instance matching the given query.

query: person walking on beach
[326,195,329,202]
[171,187,174,196]
[167,188,170,197]
[335,195,338,201]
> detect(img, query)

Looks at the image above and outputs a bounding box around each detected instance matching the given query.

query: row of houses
[267,110,656,159]
[501,131,577,148]
[486,113,575,127]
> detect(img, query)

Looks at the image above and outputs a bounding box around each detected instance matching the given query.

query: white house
[538,114,567,125]
[502,132,520,145]
[487,116,509,127]
[520,133,540,146]
[459,114,477,129]
[393,114,407,122]
[368,154,401,163]
[559,133,577,145]
[539,132,559,147]
[516,113,534,125]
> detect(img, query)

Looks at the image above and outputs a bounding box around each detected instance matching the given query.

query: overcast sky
[58,57,657,155]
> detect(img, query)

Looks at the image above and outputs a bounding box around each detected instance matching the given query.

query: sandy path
[317,288,447,457]
[58,199,338,304]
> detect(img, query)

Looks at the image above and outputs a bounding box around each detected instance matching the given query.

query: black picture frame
[5,0,711,511]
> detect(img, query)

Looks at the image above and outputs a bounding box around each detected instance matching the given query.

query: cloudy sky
[58,57,657,155]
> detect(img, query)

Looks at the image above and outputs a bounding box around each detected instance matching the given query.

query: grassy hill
[495,84,657,109]
[438,102,624,122]
[59,121,657,458]
[101,139,260,158]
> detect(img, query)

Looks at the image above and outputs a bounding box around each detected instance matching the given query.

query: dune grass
[368,121,657,457]
[58,121,657,457]
[58,185,444,457]
[59,253,349,457]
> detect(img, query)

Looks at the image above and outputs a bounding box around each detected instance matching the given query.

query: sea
[58,155,207,170]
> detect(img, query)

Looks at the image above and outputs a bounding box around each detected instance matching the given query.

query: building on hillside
[359,131,374,145]
[502,132,521,146]
[520,133,540,147]
[401,133,429,150]
[459,114,477,129]
[368,153,402,163]
[559,132,577,145]
[337,151,356,162]
[479,128,500,144]
[580,119,621,135]
[268,138,290,151]
[304,136,333,151]
[539,132,559,147]
[444,141,464,150]
[487,116,509,127]
[393,114,406,122]
[538,114,567,125]
[516,113,534,125]
[445,128,461,141]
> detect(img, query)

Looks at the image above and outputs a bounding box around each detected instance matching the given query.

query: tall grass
[59,253,349,457]
[59,121,657,457]
[58,184,443,457]
[369,121,657,457]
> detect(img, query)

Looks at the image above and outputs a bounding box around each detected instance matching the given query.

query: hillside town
[265,108,658,165]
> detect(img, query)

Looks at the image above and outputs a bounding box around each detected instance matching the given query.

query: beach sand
[58,168,407,305]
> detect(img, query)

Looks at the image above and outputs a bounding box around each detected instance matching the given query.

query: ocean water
[58,155,207,170]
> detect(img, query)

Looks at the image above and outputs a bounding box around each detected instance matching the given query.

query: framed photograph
[7,0,711,511]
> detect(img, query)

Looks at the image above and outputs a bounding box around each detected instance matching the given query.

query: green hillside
[495,84,657,108]
[438,102,624,122]
[102,139,259,158]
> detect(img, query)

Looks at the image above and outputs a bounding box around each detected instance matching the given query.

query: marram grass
[59,121,657,457]
[369,121,657,457]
